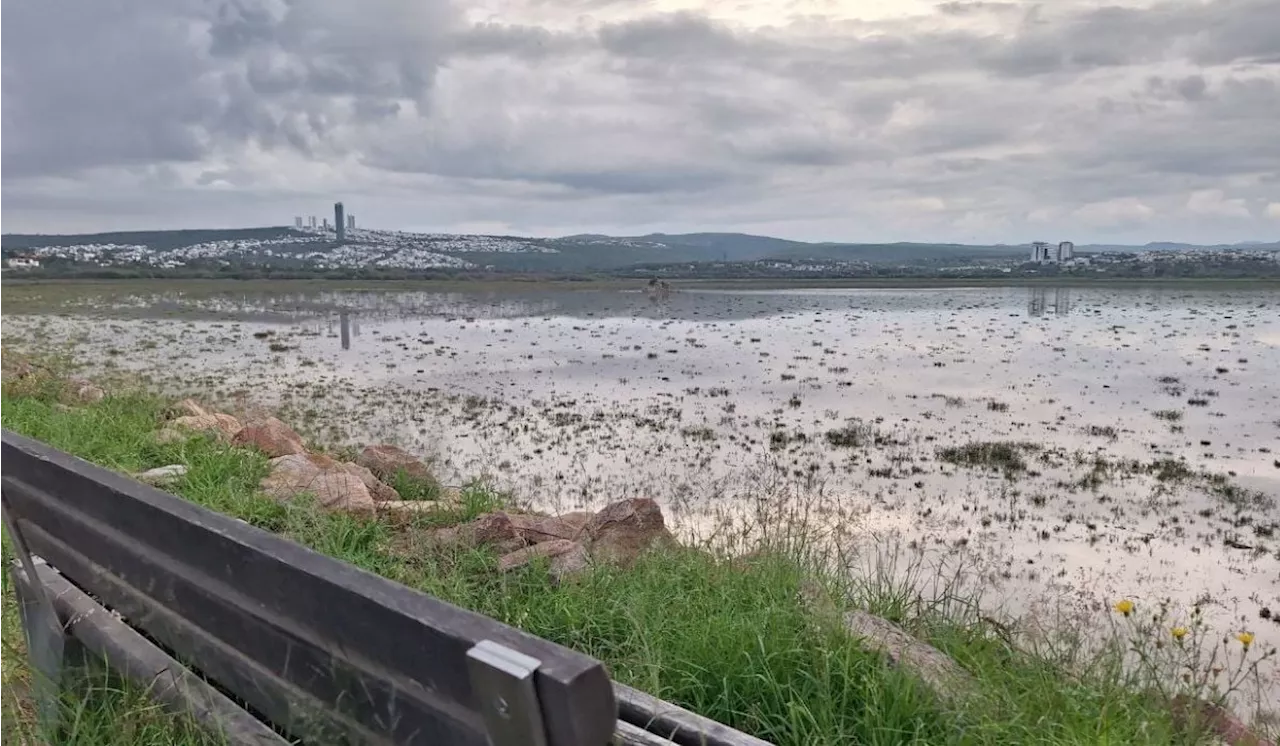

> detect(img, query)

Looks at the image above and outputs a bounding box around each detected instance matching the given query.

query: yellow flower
[1236,632,1255,649]
[1171,626,1189,641]
[1113,599,1135,617]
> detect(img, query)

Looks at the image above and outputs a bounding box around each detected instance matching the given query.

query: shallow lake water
[6,282,1279,704]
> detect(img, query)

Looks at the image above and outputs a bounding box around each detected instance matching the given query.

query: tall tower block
[335,202,346,243]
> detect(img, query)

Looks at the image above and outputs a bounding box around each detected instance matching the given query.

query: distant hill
[3,226,1274,276]
[1078,241,1280,253]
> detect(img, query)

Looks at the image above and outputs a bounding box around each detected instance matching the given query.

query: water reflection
[1027,287,1072,317]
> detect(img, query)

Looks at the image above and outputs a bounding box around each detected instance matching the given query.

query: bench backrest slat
[2,430,617,746]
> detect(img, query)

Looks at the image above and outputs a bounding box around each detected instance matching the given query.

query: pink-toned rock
[336,462,400,501]
[498,539,584,572]
[233,417,306,458]
[260,453,374,513]
[357,444,435,483]
[377,501,445,522]
[178,398,208,417]
[171,413,243,440]
[549,543,591,583]
[508,512,593,544]
[585,498,675,566]
[429,512,522,551]
[1173,696,1276,746]
[841,610,973,704]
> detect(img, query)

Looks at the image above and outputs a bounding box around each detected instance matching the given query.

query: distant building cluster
[294,202,356,241]
[1030,241,1076,264]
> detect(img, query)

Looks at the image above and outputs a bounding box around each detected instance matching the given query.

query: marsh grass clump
[1148,458,1195,483]
[681,425,716,442]
[1203,475,1275,511]
[937,441,1036,475]
[1154,409,1185,422]
[824,421,875,449]
[1087,425,1119,440]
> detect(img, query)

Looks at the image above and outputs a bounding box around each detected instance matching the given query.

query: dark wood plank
[19,522,439,745]
[615,684,775,746]
[614,721,678,746]
[11,560,289,746]
[2,430,617,746]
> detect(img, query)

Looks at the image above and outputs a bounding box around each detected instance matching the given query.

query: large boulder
[584,498,675,566]
[336,461,400,501]
[233,417,306,457]
[508,512,593,544]
[357,444,435,483]
[260,453,374,513]
[840,611,973,704]
[168,413,243,441]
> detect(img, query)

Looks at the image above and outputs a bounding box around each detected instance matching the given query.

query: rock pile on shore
[157,399,679,583]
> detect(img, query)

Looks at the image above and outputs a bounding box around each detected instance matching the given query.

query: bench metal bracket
[467,639,549,746]
[3,501,68,734]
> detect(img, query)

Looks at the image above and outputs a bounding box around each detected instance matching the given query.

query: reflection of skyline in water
[25,284,1279,327]
[1027,287,1072,317]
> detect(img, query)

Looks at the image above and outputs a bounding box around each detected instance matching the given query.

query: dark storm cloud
[1,0,454,178]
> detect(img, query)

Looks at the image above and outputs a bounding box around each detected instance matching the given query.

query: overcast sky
[3,0,1278,244]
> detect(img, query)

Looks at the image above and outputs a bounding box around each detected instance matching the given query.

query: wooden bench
[2,430,770,746]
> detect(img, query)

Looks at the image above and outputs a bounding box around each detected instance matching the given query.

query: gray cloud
[3,0,1278,243]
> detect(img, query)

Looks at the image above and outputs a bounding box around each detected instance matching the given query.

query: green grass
[0,374,1220,745]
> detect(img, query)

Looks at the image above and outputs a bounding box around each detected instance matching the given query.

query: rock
[178,398,208,417]
[357,444,435,483]
[508,512,593,544]
[260,453,374,513]
[233,417,306,458]
[136,465,188,487]
[548,543,591,582]
[4,359,35,380]
[429,512,522,551]
[841,611,973,704]
[336,461,400,501]
[170,413,243,441]
[75,383,106,403]
[498,539,584,572]
[1172,695,1276,746]
[179,399,211,417]
[585,498,675,566]
[377,501,445,519]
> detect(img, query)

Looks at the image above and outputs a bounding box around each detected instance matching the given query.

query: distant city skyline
[2,0,1277,244]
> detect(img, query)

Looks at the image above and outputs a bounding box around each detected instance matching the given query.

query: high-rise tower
[335,202,346,243]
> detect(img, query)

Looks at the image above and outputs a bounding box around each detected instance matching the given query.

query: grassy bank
[0,365,1244,745]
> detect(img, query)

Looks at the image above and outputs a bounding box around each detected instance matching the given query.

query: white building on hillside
[6,255,40,269]
[1029,240,1075,265]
